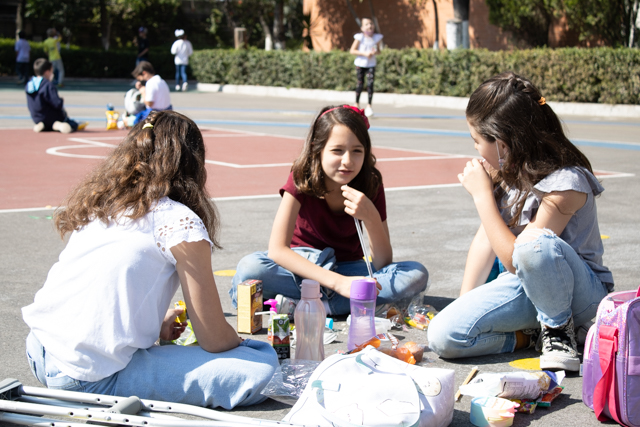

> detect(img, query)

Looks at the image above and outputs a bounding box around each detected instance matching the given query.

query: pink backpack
[582,285,640,426]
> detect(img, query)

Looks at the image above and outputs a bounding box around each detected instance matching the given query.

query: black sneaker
[539,317,580,371]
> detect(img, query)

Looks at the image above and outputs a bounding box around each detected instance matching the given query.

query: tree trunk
[630,0,639,47]
[432,0,439,49]
[273,0,285,50]
[259,13,274,51]
[16,0,26,32]
[99,0,110,51]
[344,0,361,27]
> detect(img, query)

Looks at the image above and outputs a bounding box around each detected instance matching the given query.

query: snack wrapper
[459,370,565,400]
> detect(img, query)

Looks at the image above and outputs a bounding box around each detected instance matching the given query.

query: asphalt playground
[0,77,639,426]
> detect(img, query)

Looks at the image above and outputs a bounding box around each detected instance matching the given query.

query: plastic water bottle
[347,278,377,351]
[294,279,326,361]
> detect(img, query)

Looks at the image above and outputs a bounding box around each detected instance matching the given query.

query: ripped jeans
[427,233,609,359]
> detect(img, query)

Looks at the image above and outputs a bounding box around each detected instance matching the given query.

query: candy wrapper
[537,385,564,407]
[459,370,565,400]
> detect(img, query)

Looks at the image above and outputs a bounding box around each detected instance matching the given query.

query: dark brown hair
[33,58,52,76]
[466,72,593,227]
[54,110,221,249]
[131,61,155,77]
[291,106,382,199]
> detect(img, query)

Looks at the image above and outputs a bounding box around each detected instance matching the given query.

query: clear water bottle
[347,278,377,351]
[294,279,326,361]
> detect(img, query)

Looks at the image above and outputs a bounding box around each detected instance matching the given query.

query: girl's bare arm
[349,39,361,56]
[460,224,497,296]
[172,240,242,353]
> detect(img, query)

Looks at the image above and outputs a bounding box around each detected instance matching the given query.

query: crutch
[1,378,313,427]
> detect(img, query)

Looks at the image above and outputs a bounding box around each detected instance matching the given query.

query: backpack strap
[594,325,623,424]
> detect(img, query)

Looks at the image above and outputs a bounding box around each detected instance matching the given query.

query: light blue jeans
[427,234,610,359]
[26,332,278,409]
[229,247,429,315]
[175,64,187,86]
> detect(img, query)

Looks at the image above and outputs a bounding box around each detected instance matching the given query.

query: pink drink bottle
[294,279,326,361]
[347,279,377,351]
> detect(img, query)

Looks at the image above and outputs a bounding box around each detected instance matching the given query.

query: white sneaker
[181,82,188,92]
[33,122,45,133]
[52,121,72,134]
[175,85,181,91]
[364,105,374,117]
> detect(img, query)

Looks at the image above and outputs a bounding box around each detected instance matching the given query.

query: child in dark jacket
[26,58,87,133]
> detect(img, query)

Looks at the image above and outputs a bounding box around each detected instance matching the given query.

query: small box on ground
[237,279,263,334]
[271,314,290,360]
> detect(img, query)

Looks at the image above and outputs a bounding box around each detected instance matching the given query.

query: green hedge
[190,47,640,105]
[0,38,174,79]
[3,38,639,105]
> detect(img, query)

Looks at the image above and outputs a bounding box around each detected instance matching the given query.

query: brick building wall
[303,0,571,52]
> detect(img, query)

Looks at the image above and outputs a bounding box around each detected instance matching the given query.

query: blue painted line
[2,115,639,150]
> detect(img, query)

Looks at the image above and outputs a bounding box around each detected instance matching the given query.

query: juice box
[271,314,290,360]
[237,279,263,334]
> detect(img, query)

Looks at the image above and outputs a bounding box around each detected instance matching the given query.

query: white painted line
[0,206,58,214]
[46,145,108,159]
[205,159,292,168]
[594,171,635,179]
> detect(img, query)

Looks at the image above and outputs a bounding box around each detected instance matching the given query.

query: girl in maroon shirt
[230,105,428,316]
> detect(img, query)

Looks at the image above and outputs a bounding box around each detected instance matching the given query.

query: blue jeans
[427,234,609,359]
[175,64,188,86]
[26,332,278,409]
[229,247,429,315]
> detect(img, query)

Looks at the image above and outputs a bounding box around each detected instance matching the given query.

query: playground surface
[1,78,639,426]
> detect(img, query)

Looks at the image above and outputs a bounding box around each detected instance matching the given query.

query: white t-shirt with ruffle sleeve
[22,197,212,382]
[353,32,383,68]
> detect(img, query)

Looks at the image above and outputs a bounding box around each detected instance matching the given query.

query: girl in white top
[22,110,279,408]
[349,18,383,118]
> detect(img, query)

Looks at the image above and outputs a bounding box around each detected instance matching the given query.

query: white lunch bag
[283,346,455,427]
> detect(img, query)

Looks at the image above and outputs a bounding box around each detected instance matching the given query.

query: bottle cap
[301,279,321,299]
[264,299,278,313]
[350,279,377,300]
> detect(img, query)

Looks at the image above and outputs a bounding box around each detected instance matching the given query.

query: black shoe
[539,317,580,371]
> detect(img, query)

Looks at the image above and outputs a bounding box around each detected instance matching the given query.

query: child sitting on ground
[26,58,87,134]
[230,105,428,317]
[22,111,279,408]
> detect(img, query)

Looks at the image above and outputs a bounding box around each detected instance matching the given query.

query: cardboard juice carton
[271,314,290,360]
[237,279,263,334]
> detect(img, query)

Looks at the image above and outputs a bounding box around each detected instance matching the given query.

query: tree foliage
[486,0,639,47]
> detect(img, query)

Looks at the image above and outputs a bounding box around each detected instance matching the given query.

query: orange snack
[379,347,416,365]
[402,341,424,363]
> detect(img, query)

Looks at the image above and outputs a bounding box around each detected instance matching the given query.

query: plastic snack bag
[260,359,321,405]
[459,370,565,400]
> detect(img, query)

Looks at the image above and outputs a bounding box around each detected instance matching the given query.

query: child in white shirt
[349,18,383,117]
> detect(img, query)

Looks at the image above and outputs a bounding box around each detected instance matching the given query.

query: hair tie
[538,96,546,106]
[142,123,153,129]
[319,105,370,129]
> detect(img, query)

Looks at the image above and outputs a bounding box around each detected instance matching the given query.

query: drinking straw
[354,218,374,278]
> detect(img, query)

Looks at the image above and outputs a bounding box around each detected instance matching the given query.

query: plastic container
[346,315,391,334]
[347,279,377,351]
[255,299,278,341]
[294,280,326,361]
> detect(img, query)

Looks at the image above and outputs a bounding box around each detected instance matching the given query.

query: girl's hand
[334,275,382,298]
[160,308,187,341]
[341,185,378,223]
[457,159,494,199]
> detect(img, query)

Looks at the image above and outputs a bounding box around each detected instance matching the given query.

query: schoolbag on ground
[284,345,455,427]
[582,285,640,426]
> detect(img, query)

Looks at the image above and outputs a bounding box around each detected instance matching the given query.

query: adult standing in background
[170,29,193,92]
[136,27,150,65]
[15,31,31,85]
[43,28,64,87]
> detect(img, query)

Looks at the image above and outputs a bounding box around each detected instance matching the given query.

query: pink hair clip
[319,105,370,129]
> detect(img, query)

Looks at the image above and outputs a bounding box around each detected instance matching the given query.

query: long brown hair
[466,72,593,227]
[291,105,382,199]
[55,110,221,249]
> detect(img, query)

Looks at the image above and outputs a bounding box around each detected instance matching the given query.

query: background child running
[26,58,87,134]
[230,105,428,317]
[22,111,278,409]
[427,72,614,372]
[349,18,383,118]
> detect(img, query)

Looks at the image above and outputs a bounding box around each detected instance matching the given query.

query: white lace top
[22,197,212,382]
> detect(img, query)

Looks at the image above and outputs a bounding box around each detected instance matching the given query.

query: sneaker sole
[540,355,580,372]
